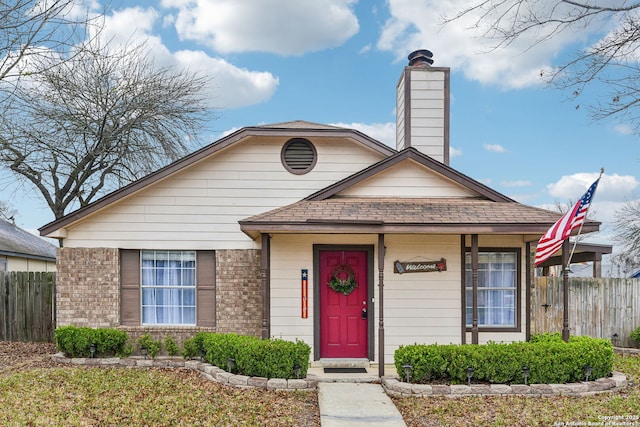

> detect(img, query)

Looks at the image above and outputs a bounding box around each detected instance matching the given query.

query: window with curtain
[141,250,196,325]
[465,251,517,327]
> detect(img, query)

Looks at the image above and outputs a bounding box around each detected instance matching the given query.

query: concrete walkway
[318,383,406,426]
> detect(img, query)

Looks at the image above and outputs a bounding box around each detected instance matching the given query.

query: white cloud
[162,0,359,56]
[102,6,279,109]
[547,172,638,203]
[483,143,507,153]
[614,123,633,135]
[377,0,611,89]
[502,180,532,188]
[331,122,396,147]
[450,146,463,158]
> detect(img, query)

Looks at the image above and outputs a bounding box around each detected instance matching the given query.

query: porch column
[525,241,531,341]
[261,233,271,339]
[562,239,570,342]
[378,233,385,377]
[471,234,479,344]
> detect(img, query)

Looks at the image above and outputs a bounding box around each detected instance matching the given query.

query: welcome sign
[394,258,447,274]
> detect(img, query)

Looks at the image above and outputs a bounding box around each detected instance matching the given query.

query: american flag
[534,178,600,266]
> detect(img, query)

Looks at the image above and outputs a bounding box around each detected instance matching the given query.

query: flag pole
[566,167,605,267]
[562,167,603,342]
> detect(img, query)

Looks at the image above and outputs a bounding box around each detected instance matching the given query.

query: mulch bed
[0,341,61,374]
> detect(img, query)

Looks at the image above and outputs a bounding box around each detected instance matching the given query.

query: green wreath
[328,264,358,296]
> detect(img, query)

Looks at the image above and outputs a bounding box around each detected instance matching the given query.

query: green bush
[630,326,640,346]
[164,336,180,356]
[55,326,129,358]
[137,334,162,359]
[195,332,311,379]
[394,334,613,385]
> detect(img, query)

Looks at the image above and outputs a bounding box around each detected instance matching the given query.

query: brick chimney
[396,49,450,165]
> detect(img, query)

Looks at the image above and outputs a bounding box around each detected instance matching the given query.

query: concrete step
[310,358,370,369]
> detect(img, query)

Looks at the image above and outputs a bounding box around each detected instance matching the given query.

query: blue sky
[3,0,639,253]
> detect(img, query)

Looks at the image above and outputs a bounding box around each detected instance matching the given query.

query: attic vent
[281,138,317,175]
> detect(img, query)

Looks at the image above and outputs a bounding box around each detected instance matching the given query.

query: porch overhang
[238,198,601,240]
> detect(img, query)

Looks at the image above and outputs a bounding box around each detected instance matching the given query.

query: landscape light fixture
[402,364,413,383]
[89,343,96,359]
[141,346,148,360]
[522,366,530,385]
[584,364,592,382]
[466,367,474,386]
[293,364,302,379]
[228,357,236,374]
[612,333,619,347]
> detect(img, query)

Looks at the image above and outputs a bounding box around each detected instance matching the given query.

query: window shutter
[120,249,140,326]
[197,251,216,327]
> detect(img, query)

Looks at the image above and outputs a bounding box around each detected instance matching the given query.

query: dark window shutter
[120,249,140,326]
[197,251,216,327]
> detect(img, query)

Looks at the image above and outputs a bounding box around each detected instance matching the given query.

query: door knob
[361,308,367,319]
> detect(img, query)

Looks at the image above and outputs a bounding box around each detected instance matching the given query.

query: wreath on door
[328,264,358,296]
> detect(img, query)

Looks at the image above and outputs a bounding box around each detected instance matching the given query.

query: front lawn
[393,353,640,427]
[0,366,319,426]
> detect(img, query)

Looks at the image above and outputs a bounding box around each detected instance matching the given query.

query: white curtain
[142,251,196,325]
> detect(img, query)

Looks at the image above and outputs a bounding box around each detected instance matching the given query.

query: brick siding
[56,248,263,340]
[215,249,263,337]
[56,248,120,327]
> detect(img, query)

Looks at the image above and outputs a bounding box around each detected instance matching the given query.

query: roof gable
[306,147,514,202]
[40,121,396,236]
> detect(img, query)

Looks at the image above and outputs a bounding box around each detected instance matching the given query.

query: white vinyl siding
[338,159,477,198]
[61,137,386,249]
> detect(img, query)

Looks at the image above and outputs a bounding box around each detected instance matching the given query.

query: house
[0,218,56,273]
[39,50,600,372]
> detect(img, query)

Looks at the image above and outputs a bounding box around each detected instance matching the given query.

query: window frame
[464,247,521,332]
[141,250,197,326]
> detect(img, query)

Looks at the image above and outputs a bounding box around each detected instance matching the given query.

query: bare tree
[0,0,92,84]
[445,1,640,134]
[613,199,640,272]
[0,33,214,220]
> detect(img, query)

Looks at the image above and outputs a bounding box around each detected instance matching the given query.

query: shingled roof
[0,219,57,261]
[239,198,600,239]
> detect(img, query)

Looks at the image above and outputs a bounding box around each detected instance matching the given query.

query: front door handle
[361,308,367,319]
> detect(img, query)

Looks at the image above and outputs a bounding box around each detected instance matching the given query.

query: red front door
[319,250,368,358]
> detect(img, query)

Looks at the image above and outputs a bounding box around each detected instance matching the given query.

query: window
[141,250,196,325]
[465,251,518,328]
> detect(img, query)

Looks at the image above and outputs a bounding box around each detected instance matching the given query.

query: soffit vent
[281,138,317,175]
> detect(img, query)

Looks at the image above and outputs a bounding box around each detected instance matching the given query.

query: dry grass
[0,341,319,426]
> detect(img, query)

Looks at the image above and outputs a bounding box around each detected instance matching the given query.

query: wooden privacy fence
[532,277,640,348]
[0,271,55,342]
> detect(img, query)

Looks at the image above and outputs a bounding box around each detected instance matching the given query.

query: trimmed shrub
[394,334,613,385]
[630,326,640,347]
[164,336,180,356]
[197,332,311,379]
[55,326,128,358]
[137,334,162,359]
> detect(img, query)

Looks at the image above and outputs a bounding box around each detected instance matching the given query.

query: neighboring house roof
[239,148,600,239]
[39,121,395,236]
[0,219,57,261]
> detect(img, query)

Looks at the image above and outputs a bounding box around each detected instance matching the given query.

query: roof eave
[239,221,600,240]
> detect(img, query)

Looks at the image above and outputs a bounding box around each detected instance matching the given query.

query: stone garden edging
[51,353,317,391]
[382,372,628,398]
